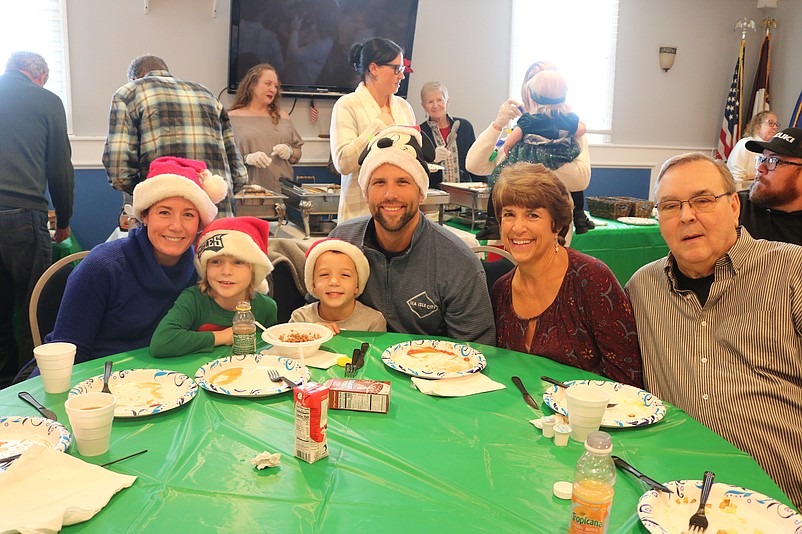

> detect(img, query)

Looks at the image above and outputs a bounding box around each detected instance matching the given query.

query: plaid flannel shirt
[102,71,247,218]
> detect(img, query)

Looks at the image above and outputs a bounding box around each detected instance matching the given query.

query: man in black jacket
[739,127,802,245]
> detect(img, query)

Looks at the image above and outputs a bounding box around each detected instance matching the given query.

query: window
[0,0,71,130]
[510,0,618,139]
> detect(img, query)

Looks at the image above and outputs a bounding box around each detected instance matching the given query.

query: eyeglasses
[379,63,404,75]
[755,155,802,171]
[655,193,732,216]
[762,120,781,128]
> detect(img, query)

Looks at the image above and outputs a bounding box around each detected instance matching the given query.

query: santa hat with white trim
[304,238,370,298]
[195,216,274,294]
[133,156,228,226]
[357,125,435,200]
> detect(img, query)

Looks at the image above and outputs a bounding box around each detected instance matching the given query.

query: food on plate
[278,330,322,343]
[0,436,53,456]
[111,380,165,409]
[404,346,474,372]
[210,367,244,386]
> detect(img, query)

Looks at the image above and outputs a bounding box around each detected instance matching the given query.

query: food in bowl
[278,330,322,343]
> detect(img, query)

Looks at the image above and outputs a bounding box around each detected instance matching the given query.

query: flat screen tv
[228,0,419,98]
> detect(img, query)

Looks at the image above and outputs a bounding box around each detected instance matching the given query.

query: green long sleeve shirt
[150,286,277,357]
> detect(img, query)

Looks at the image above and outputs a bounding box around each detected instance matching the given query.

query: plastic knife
[511,376,540,412]
[612,456,672,493]
[18,391,58,421]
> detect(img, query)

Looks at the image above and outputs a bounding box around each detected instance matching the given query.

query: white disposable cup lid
[553,481,573,500]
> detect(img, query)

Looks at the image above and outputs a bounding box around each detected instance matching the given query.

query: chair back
[471,246,516,293]
[268,260,308,323]
[28,250,90,347]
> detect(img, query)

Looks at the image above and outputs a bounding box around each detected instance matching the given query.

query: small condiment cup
[541,415,557,438]
[553,423,571,447]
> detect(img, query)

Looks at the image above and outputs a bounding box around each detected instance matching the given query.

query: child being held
[150,217,278,357]
[291,238,386,333]
[499,70,586,172]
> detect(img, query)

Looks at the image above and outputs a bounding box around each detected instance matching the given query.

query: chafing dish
[437,182,490,230]
[280,179,340,239]
[233,186,288,235]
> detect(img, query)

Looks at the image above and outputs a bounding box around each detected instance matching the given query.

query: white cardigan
[330,82,416,221]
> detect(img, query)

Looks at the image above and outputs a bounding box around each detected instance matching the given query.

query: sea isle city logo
[406,291,439,319]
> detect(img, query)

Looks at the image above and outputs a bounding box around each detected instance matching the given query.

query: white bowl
[262,322,333,359]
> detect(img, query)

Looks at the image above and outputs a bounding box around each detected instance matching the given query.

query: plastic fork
[266,368,298,390]
[101,361,113,394]
[688,471,715,532]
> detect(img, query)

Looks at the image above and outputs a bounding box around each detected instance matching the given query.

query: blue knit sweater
[45,228,197,364]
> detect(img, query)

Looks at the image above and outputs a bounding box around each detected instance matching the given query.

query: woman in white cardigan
[330,38,416,222]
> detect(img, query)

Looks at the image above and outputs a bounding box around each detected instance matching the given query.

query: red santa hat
[304,238,370,299]
[195,216,274,294]
[133,156,228,226]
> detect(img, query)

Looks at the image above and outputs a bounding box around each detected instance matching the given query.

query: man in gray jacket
[330,126,495,345]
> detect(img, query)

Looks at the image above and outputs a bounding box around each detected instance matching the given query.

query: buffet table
[1,332,794,533]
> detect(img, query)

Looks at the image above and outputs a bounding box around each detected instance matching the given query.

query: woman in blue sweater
[40,156,228,367]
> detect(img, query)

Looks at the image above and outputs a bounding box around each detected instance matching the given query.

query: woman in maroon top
[491,162,643,387]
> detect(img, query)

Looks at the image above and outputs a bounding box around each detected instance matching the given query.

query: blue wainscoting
[580,168,652,208]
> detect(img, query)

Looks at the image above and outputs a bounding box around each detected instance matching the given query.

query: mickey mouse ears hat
[357,125,435,200]
[745,128,802,159]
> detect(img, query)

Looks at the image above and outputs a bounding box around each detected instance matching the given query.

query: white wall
[66,0,799,191]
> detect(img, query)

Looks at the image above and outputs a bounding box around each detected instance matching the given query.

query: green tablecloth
[1,333,793,533]
[447,217,668,286]
[51,235,82,262]
[570,218,668,285]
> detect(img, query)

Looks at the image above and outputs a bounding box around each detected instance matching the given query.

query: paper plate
[0,416,71,469]
[381,339,486,379]
[194,354,309,397]
[70,369,198,418]
[542,379,666,427]
[617,216,658,226]
[638,480,802,533]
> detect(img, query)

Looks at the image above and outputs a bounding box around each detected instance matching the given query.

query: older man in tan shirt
[626,152,802,508]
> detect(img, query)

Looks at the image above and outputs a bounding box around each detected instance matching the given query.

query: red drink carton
[294,382,329,464]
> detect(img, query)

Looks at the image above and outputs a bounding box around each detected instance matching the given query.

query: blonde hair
[525,70,571,117]
[230,63,282,125]
[198,255,258,299]
[743,110,777,138]
[493,162,573,244]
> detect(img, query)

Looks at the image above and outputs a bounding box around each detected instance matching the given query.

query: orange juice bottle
[568,431,615,533]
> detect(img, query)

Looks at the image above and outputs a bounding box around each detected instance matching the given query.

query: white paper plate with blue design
[70,369,198,418]
[638,480,802,533]
[194,354,309,397]
[381,339,486,379]
[0,416,71,469]
[542,379,666,428]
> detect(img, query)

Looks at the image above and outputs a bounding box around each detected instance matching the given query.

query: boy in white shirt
[291,238,386,333]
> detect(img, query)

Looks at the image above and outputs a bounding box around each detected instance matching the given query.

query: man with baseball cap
[329,126,495,345]
[739,127,802,245]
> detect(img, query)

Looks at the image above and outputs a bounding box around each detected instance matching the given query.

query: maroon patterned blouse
[491,248,643,388]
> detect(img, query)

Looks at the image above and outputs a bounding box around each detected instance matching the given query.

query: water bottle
[232,301,256,355]
[569,431,616,533]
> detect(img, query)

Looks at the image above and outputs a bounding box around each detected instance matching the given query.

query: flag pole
[734,17,756,135]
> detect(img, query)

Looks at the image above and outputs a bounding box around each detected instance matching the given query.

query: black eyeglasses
[755,155,802,171]
[378,63,404,75]
[655,193,732,217]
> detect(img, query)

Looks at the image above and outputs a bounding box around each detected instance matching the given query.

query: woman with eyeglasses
[726,110,779,189]
[330,37,416,222]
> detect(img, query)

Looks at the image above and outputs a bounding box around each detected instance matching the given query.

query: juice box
[294,382,329,464]
[324,378,391,414]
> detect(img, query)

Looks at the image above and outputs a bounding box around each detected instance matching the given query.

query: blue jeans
[0,207,51,387]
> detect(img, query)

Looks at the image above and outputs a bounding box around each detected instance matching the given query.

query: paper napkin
[411,373,506,397]
[261,347,344,369]
[0,444,136,533]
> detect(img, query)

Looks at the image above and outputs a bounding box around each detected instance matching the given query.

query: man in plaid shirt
[102,55,247,219]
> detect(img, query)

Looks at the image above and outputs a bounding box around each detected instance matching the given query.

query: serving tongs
[279,177,306,193]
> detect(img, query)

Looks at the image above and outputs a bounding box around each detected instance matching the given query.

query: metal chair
[471,245,516,292]
[28,250,89,347]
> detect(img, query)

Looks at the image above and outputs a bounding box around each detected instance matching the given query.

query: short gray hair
[6,51,48,78]
[420,81,448,102]
[127,54,168,81]
[655,152,736,198]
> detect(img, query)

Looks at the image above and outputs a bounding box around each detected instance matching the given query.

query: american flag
[745,33,771,125]
[309,99,318,125]
[716,43,743,160]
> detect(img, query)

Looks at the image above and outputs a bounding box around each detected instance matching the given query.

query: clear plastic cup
[566,385,611,442]
[64,392,116,456]
[33,342,76,394]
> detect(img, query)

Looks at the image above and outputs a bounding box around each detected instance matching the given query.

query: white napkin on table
[260,347,344,369]
[0,444,136,534]
[411,373,506,397]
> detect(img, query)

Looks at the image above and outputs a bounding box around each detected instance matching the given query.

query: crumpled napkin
[0,444,136,533]
[260,347,344,369]
[411,373,505,397]
[251,451,281,470]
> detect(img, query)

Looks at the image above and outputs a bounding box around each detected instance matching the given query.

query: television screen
[228,0,419,98]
